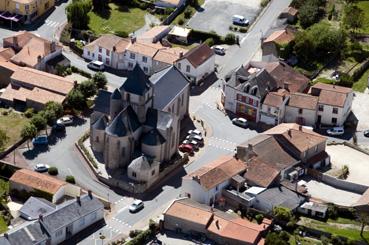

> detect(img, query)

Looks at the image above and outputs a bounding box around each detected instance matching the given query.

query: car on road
[56,116,73,126]
[232,117,248,128]
[188,129,202,136]
[52,123,66,132]
[32,135,48,146]
[186,134,204,143]
[211,46,225,55]
[129,200,144,213]
[34,163,50,172]
[364,130,369,137]
[87,60,105,71]
[327,127,344,136]
[182,139,199,150]
[232,15,249,26]
[179,144,194,154]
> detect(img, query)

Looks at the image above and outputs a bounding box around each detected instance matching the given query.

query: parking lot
[187,0,262,37]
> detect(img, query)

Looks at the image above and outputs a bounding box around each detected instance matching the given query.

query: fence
[0,138,26,159]
[162,3,186,25]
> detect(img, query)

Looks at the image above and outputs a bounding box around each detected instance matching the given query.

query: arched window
[244,84,250,93]
[251,86,258,96]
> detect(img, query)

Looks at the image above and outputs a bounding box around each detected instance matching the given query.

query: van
[232,15,249,26]
[327,127,344,136]
[87,60,105,71]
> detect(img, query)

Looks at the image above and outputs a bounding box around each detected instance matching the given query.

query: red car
[179,144,194,154]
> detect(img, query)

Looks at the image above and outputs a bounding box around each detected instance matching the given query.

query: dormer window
[251,87,257,96]
[244,84,250,93]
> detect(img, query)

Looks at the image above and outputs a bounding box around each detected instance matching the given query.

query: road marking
[208,143,234,152]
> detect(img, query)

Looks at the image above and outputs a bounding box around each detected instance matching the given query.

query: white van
[232,15,249,26]
[87,60,105,71]
[327,127,344,136]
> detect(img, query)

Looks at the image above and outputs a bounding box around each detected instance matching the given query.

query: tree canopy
[66,0,91,29]
[92,72,108,89]
[343,5,365,32]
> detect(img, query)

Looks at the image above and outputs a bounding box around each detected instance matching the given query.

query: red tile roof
[244,157,280,188]
[288,92,318,110]
[178,43,214,68]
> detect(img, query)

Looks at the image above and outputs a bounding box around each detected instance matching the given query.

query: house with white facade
[182,155,247,205]
[1,192,104,245]
[285,93,318,127]
[175,43,215,84]
[310,83,353,126]
[83,34,187,75]
[260,88,289,125]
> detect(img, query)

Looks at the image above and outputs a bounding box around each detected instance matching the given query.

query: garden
[0,109,29,151]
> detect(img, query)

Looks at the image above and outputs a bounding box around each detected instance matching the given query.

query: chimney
[288,129,292,137]
[299,125,302,131]
[12,36,17,48]
[4,233,8,239]
[37,55,42,63]
[247,144,253,152]
[131,36,136,44]
[76,196,81,206]
[179,52,183,58]
[28,47,30,55]
[88,190,93,199]
[39,214,43,221]
[215,220,220,229]
[50,41,56,53]
[284,82,290,91]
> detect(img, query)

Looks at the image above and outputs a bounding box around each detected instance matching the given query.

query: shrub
[239,27,248,33]
[48,167,58,176]
[184,8,193,19]
[261,0,270,7]
[65,175,76,184]
[255,214,264,224]
[204,38,215,47]
[2,110,8,116]
[115,31,128,38]
[273,206,292,223]
[327,204,338,219]
[24,108,34,118]
[224,33,236,45]
[177,18,184,25]
[129,230,141,238]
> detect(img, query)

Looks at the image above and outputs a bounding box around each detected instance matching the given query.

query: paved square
[187,0,261,37]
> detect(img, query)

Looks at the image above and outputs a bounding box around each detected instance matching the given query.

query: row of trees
[66,0,91,29]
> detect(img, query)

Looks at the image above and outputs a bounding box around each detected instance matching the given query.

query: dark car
[52,123,66,132]
[32,135,48,146]
[364,130,369,137]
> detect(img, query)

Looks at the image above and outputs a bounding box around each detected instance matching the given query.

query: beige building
[285,92,318,127]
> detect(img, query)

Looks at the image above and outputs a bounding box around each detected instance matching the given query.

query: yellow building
[0,0,55,24]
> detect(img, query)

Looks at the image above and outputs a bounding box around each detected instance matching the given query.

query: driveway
[326,144,369,186]
[305,179,361,207]
[187,0,261,37]
[352,92,369,131]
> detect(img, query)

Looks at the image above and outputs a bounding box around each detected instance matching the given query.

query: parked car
[52,123,66,132]
[34,164,50,172]
[87,60,105,71]
[32,135,48,146]
[179,144,194,154]
[212,46,225,55]
[186,134,203,143]
[327,127,344,136]
[187,129,202,136]
[129,200,144,213]
[182,139,199,150]
[364,130,369,137]
[56,116,73,126]
[232,117,248,128]
[232,15,249,26]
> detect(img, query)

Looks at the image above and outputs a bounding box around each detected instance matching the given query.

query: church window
[96,136,99,143]
[151,170,155,176]
[132,171,136,177]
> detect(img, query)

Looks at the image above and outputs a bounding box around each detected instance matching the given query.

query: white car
[327,127,344,136]
[56,116,73,126]
[232,15,249,26]
[87,60,105,71]
[186,134,203,142]
[129,200,144,213]
[34,163,50,172]
[212,46,225,55]
[188,129,202,136]
[232,117,248,128]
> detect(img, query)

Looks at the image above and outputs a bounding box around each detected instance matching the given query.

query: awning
[0,11,23,22]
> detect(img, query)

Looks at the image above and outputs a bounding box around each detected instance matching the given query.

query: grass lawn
[357,1,369,34]
[0,216,7,233]
[352,68,369,92]
[328,217,361,225]
[313,77,336,85]
[88,3,146,36]
[0,109,29,150]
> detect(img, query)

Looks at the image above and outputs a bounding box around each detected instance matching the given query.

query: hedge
[125,229,154,245]
[78,131,98,168]
[65,175,76,184]
[71,66,92,79]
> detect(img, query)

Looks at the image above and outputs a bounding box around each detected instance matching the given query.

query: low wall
[0,138,26,159]
[162,3,186,25]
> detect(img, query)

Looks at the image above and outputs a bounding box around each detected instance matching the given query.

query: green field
[0,109,29,150]
[88,3,146,35]
[357,1,369,34]
[353,68,369,92]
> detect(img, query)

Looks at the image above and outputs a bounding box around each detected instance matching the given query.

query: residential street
[0,0,294,243]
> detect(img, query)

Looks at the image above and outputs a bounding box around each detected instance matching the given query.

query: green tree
[45,101,64,119]
[0,129,9,151]
[265,231,289,245]
[66,0,91,29]
[299,1,320,29]
[343,5,365,32]
[31,114,47,131]
[273,206,293,223]
[41,110,57,126]
[66,89,86,110]
[92,72,108,89]
[92,0,108,12]
[21,123,37,149]
[79,80,97,98]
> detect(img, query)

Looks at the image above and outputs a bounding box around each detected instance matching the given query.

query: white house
[175,43,215,84]
[284,93,318,127]
[182,155,246,205]
[260,88,289,125]
[127,155,160,186]
[310,83,353,126]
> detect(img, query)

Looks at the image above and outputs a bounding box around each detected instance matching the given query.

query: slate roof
[129,155,159,171]
[6,221,49,245]
[145,108,174,131]
[106,106,140,137]
[149,65,189,110]
[177,43,214,68]
[93,90,112,115]
[142,129,166,146]
[41,194,103,234]
[19,197,56,221]
[111,88,122,100]
[120,65,151,96]
[92,115,108,130]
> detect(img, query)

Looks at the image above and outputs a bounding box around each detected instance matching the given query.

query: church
[90,65,190,184]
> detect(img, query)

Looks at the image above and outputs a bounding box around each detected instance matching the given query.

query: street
[0,0,294,243]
